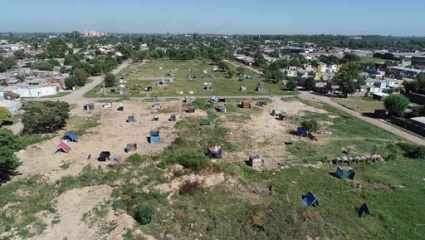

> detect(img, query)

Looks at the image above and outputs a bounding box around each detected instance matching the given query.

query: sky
[0,0,424,36]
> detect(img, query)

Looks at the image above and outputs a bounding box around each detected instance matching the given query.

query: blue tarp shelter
[127,116,137,122]
[297,127,308,136]
[302,191,319,207]
[208,145,223,158]
[158,79,164,85]
[246,75,253,79]
[62,132,79,142]
[210,96,218,102]
[356,203,372,217]
[150,130,160,143]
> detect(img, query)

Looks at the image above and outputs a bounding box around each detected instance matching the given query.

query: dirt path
[4,120,23,135]
[299,92,425,146]
[224,59,263,75]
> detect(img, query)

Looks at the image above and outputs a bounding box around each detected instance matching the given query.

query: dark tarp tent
[302,191,319,207]
[297,127,308,136]
[125,143,137,153]
[62,132,79,142]
[57,142,71,153]
[84,103,94,110]
[336,166,355,180]
[98,151,111,161]
[200,118,212,126]
[356,203,372,217]
[208,145,223,158]
[169,114,176,121]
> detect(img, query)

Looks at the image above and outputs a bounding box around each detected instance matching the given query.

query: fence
[390,116,425,136]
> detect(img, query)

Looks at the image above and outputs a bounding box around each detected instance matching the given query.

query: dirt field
[15,100,208,182]
[223,97,328,168]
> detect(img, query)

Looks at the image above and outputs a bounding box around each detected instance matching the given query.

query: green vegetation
[0,107,12,126]
[135,205,156,225]
[22,101,70,134]
[384,94,410,117]
[301,119,319,132]
[0,129,23,174]
[85,59,290,97]
[359,56,385,64]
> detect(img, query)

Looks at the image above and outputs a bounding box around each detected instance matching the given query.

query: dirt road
[224,59,263,75]
[299,91,425,146]
[59,61,131,100]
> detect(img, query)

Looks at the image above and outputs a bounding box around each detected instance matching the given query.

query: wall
[13,85,58,98]
[403,92,425,105]
[390,116,425,136]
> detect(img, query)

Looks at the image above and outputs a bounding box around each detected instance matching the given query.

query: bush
[397,142,425,159]
[0,129,23,173]
[301,119,319,132]
[135,205,156,225]
[384,94,410,117]
[104,73,115,87]
[22,101,70,134]
[0,107,12,126]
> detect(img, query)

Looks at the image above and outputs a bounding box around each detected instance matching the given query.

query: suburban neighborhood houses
[1,29,425,240]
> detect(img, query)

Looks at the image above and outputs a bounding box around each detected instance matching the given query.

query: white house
[12,84,59,98]
[0,100,22,114]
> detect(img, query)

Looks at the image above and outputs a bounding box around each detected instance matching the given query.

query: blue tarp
[158,79,164,84]
[210,96,218,102]
[297,127,308,136]
[150,135,161,143]
[127,116,137,122]
[63,132,79,142]
[302,192,319,207]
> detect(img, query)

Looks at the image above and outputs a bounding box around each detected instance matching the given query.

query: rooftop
[410,117,425,125]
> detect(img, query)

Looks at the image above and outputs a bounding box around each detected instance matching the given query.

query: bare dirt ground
[15,100,194,183]
[223,97,327,168]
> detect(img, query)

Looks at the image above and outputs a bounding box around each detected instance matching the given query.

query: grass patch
[332,98,385,113]
[68,115,100,136]
[18,133,56,149]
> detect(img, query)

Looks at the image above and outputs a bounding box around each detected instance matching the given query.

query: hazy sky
[1,0,424,35]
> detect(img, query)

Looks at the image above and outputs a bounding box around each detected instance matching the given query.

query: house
[373,92,389,100]
[0,100,22,114]
[410,117,425,129]
[3,91,20,100]
[12,84,59,98]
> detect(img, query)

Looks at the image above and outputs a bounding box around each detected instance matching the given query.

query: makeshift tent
[248,155,263,167]
[150,130,160,143]
[57,141,71,153]
[62,132,79,142]
[103,101,112,108]
[245,75,253,79]
[169,114,176,121]
[218,98,226,102]
[152,115,159,121]
[271,110,285,116]
[127,116,137,122]
[84,103,94,110]
[356,203,372,217]
[240,86,247,91]
[255,83,263,91]
[336,166,355,180]
[216,105,226,113]
[98,151,111,161]
[210,96,218,102]
[208,145,223,158]
[239,101,251,108]
[117,103,124,111]
[297,127,308,136]
[125,143,137,153]
[302,192,319,207]
[186,107,195,113]
[200,118,212,126]
[146,86,153,91]
[157,79,164,85]
[204,82,212,90]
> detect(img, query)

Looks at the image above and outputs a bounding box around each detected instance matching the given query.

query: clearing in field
[86,59,288,98]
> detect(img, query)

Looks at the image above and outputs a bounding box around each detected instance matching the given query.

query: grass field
[360,57,385,64]
[331,97,385,113]
[2,97,425,239]
[85,59,289,98]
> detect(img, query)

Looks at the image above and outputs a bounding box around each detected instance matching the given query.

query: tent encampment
[57,141,71,153]
[150,130,160,143]
[248,155,263,167]
[356,203,372,217]
[239,101,251,108]
[208,145,223,158]
[169,114,176,121]
[84,103,94,110]
[127,116,137,122]
[186,107,195,113]
[125,143,137,153]
[200,118,212,126]
[302,192,319,207]
[103,100,112,108]
[62,132,79,142]
[336,166,355,180]
[210,96,218,102]
[157,79,164,85]
[117,103,124,111]
[98,151,111,161]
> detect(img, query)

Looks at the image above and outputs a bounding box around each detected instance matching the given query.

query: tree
[91,64,102,76]
[22,101,70,134]
[135,205,156,225]
[0,107,12,126]
[0,129,22,174]
[236,67,245,76]
[226,68,237,78]
[342,53,361,63]
[46,38,68,58]
[104,73,115,87]
[0,63,6,73]
[65,76,77,89]
[301,119,319,132]
[286,78,297,90]
[335,62,362,97]
[303,77,316,91]
[72,67,90,79]
[269,51,280,58]
[13,50,26,59]
[218,60,230,71]
[47,59,60,66]
[384,94,410,117]
[32,62,54,71]
[264,69,283,84]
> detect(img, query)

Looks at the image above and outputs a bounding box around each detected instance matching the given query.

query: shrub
[179,180,202,195]
[301,119,319,132]
[0,107,12,126]
[135,205,156,225]
[384,94,410,117]
[397,142,425,159]
[22,101,70,134]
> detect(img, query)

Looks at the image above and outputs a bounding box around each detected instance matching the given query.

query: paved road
[299,91,425,146]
